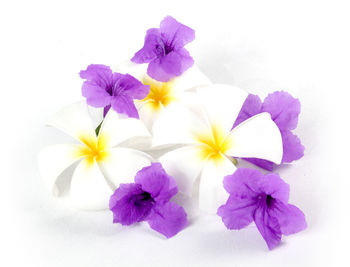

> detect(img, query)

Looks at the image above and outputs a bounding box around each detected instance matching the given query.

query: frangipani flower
[80,64,150,118]
[233,91,305,170]
[152,85,283,213]
[217,168,307,250]
[110,163,188,238]
[37,102,152,210]
[131,16,195,82]
[114,61,211,134]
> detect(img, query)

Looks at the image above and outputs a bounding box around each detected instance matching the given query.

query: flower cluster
[38,16,307,248]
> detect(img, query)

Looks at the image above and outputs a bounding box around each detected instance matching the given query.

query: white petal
[225,112,283,163]
[113,60,147,80]
[159,145,206,196]
[137,101,161,132]
[37,144,82,196]
[70,161,112,210]
[98,147,152,189]
[152,104,209,147]
[99,110,151,148]
[197,84,248,134]
[47,101,96,141]
[198,157,237,213]
[87,106,104,129]
[171,64,212,93]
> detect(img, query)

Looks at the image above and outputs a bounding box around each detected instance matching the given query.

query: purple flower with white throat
[217,168,307,250]
[131,16,195,82]
[109,163,188,238]
[80,64,150,118]
[233,91,305,170]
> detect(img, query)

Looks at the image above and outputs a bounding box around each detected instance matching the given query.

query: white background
[2,0,350,266]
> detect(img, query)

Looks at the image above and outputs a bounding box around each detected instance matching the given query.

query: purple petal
[82,82,112,107]
[111,95,139,119]
[259,173,290,204]
[269,200,307,235]
[281,130,305,163]
[160,16,195,50]
[217,195,256,229]
[262,91,301,131]
[131,28,162,64]
[135,163,178,204]
[242,158,275,171]
[233,94,262,128]
[254,205,282,250]
[80,64,113,88]
[109,183,153,225]
[222,168,262,198]
[147,202,188,238]
[115,73,150,99]
[147,49,193,82]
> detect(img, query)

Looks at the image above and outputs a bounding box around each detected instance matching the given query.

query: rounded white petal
[98,147,152,189]
[87,105,104,129]
[137,101,161,132]
[47,101,96,141]
[37,144,82,196]
[197,84,248,134]
[225,112,283,163]
[171,64,212,93]
[198,157,237,213]
[99,110,151,148]
[70,161,112,210]
[113,60,147,80]
[152,104,209,148]
[159,145,206,196]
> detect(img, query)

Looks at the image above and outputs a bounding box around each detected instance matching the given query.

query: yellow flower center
[141,77,176,111]
[76,133,109,167]
[195,125,233,162]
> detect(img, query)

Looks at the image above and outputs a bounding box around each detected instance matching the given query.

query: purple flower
[217,168,307,250]
[233,91,305,170]
[131,16,195,82]
[109,162,188,238]
[80,64,150,118]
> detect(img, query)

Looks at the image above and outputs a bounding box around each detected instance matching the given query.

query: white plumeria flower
[152,85,283,213]
[37,102,152,210]
[114,62,211,142]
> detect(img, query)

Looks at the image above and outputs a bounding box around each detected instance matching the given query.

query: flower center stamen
[76,134,109,166]
[196,125,233,162]
[141,77,176,111]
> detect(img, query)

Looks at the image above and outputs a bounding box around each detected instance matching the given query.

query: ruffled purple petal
[233,94,262,128]
[281,130,305,163]
[147,50,193,82]
[262,91,301,131]
[160,16,195,51]
[80,64,113,88]
[269,200,307,235]
[111,95,139,119]
[217,195,256,229]
[147,202,188,238]
[109,183,153,225]
[223,168,263,197]
[82,82,112,107]
[135,163,178,204]
[115,73,150,99]
[259,173,290,204]
[254,205,282,250]
[131,28,162,64]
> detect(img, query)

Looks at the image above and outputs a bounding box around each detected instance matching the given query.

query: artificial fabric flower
[233,91,305,170]
[80,64,150,118]
[110,163,188,238]
[114,61,211,134]
[217,168,307,250]
[37,102,152,210]
[131,16,195,82]
[152,84,283,213]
